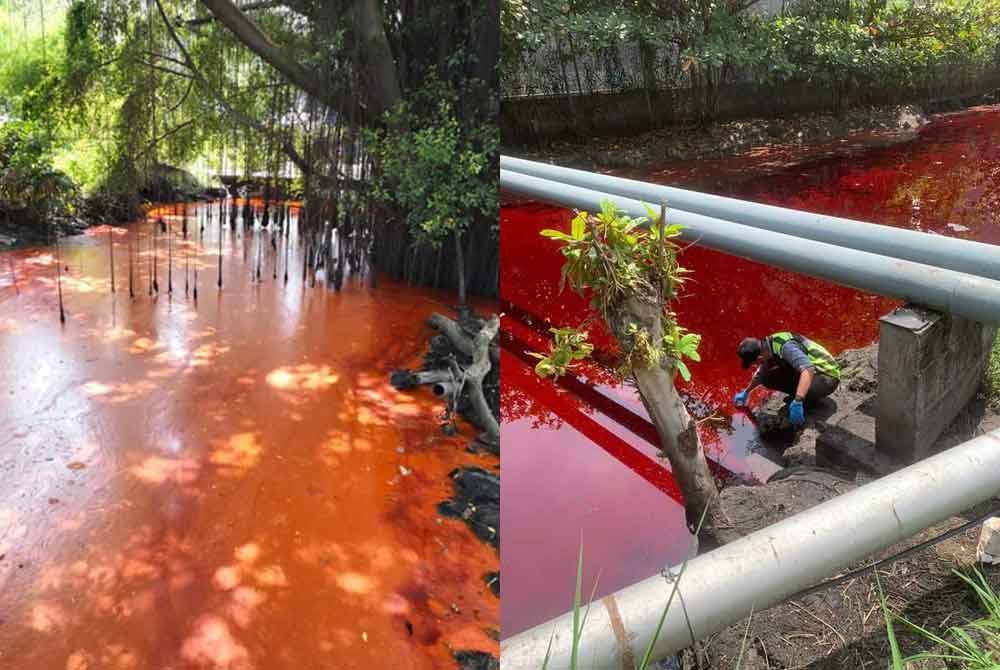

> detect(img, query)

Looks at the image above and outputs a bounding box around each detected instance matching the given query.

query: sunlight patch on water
[209,432,262,476]
[181,614,253,670]
[335,571,377,595]
[265,363,339,391]
[129,455,200,485]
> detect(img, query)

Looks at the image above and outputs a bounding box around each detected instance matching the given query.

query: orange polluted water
[0,202,498,669]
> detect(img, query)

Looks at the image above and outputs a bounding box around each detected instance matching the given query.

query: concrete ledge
[876,304,997,463]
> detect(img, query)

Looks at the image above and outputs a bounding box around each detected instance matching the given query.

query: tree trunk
[455,231,466,306]
[198,0,339,111]
[614,296,720,534]
[350,0,402,119]
[639,38,658,127]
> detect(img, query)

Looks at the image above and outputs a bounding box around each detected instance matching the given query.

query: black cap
[737,337,762,369]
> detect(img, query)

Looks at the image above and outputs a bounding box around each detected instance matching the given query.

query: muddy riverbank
[502,96,1000,174]
[0,203,498,669]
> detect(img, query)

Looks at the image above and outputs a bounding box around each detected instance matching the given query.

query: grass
[881,566,1000,669]
[542,499,714,670]
[984,331,1000,410]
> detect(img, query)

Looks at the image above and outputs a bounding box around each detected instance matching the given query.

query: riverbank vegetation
[986,331,1000,409]
[502,0,1000,120]
[1,0,498,297]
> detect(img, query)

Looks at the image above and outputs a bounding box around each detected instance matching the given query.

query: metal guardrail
[501,156,1000,282]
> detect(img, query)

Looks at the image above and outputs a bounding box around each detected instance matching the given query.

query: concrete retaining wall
[502,72,1000,142]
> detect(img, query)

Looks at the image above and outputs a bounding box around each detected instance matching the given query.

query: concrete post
[876,304,997,462]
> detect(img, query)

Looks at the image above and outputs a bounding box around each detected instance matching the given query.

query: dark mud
[455,649,500,670]
[504,104,933,172]
[439,467,501,551]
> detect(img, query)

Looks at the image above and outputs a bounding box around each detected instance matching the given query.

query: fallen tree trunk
[455,314,500,446]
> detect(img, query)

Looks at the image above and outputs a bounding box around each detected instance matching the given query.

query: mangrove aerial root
[392,310,499,451]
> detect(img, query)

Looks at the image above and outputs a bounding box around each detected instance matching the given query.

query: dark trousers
[758,365,839,404]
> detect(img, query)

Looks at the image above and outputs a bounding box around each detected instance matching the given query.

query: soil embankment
[502,97,999,175]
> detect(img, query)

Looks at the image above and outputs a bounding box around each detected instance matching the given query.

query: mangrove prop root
[390,311,500,449]
[108,225,115,294]
[428,312,500,368]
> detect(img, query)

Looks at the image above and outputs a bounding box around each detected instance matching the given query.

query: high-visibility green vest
[769,332,841,380]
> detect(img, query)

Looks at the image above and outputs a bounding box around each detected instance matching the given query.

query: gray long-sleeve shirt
[752,337,814,383]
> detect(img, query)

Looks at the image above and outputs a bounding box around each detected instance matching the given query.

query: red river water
[500,105,1000,637]
[0,202,498,668]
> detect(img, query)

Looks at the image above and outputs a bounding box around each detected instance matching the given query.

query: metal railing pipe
[500,429,1000,669]
[499,169,1000,325]
[501,155,1000,282]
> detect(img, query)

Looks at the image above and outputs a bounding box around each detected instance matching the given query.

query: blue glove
[733,390,749,407]
[789,399,805,426]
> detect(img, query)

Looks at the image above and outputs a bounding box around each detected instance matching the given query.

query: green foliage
[503,0,1000,117]
[368,80,498,245]
[881,567,1000,668]
[984,331,1000,410]
[0,120,78,219]
[529,327,594,378]
[535,200,701,383]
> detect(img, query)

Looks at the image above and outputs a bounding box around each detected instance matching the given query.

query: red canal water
[500,105,1000,637]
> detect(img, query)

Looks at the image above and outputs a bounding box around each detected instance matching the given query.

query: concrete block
[978,518,1000,565]
[816,421,896,477]
[876,304,996,463]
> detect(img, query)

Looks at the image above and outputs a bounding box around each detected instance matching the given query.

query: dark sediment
[483,571,499,597]
[438,466,500,550]
[455,650,499,670]
[504,104,935,171]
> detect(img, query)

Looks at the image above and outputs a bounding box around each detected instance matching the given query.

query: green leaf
[875,571,905,670]
[540,228,572,240]
[675,360,691,382]
[535,359,556,378]
[571,541,584,669]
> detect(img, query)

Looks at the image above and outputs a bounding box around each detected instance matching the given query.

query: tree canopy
[502,0,1000,117]
[1,0,499,296]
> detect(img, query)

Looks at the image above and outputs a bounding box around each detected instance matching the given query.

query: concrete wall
[876,305,997,463]
[501,71,1000,143]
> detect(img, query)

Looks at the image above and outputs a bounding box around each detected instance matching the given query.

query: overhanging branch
[197,0,337,110]
[185,1,284,26]
[152,0,320,180]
